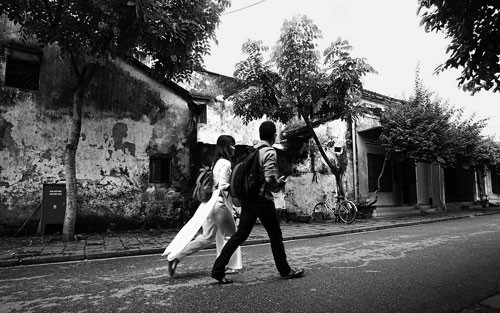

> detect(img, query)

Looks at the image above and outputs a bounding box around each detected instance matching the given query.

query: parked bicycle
[311,194,358,224]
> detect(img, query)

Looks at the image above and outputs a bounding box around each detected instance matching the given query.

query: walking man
[211,121,304,284]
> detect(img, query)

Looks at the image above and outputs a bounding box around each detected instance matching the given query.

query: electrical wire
[222,0,267,15]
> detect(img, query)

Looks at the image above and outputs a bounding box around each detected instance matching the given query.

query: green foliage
[379,72,488,168]
[321,38,376,120]
[233,40,294,124]
[380,94,453,165]
[473,137,500,176]
[417,1,500,94]
[273,15,322,100]
[0,87,33,106]
[76,184,190,232]
[449,112,487,168]
[231,15,376,125]
[0,0,230,82]
[140,187,189,229]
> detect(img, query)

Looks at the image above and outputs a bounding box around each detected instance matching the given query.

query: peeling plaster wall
[197,100,265,145]
[179,70,242,99]
[284,119,355,213]
[113,60,192,181]
[356,114,381,132]
[180,70,277,146]
[0,97,157,188]
[75,116,154,183]
[0,53,192,229]
[1,96,67,183]
[285,173,337,214]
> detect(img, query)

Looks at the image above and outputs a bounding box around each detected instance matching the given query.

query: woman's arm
[217,160,232,190]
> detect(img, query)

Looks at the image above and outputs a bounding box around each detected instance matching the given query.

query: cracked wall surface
[0,46,192,230]
[283,119,354,213]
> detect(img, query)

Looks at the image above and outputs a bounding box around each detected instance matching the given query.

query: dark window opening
[150,156,171,183]
[4,47,41,90]
[367,153,393,192]
[197,104,207,124]
[491,166,500,194]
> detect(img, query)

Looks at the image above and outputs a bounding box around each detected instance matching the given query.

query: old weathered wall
[198,99,266,146]
[180,70,242,99]
[283,119,355,213]
[0,45,192,233]
[179,70,279,146]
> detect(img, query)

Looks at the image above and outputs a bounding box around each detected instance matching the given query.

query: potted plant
[295,210,311,223]
[355,196,377,219]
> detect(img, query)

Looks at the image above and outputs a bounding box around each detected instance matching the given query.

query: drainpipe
[351,119,358,201]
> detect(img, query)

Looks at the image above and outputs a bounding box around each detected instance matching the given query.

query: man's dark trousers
[212,197,292,278]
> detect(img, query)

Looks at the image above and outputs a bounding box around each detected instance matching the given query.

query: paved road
[1,214,500,313]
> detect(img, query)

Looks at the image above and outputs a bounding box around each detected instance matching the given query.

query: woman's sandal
[225,268,239,275]
[168,259,179,277]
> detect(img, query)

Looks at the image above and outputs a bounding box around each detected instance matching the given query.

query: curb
[265,211,497,243]
[1,210,499,268]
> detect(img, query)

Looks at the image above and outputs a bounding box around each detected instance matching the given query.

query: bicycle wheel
[345,200,359,223]
[312,202,327,222]
[338,200,357,224]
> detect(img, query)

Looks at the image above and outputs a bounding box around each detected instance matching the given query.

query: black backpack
[192,166,214,202]
[230,146,267,200]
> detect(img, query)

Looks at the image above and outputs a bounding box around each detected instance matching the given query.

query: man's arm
[262,147,286,192]
[265,175,287,192]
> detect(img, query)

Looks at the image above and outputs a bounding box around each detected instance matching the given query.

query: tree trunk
[298,108,345,196]
[475,168,488,207]
[365,151,390,206]
[62,87,84,241]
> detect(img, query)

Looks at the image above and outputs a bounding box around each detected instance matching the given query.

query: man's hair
[259,121,276,142]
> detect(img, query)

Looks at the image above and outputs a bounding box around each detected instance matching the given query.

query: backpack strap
[256,145,274,167]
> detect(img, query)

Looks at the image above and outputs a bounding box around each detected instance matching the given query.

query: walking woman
[163,135,242,277]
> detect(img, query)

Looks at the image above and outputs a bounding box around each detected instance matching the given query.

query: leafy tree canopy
[1,0,230,82]
[379,72,488,168]
[418,0,500,94]
[473,136,500,175]
[232,40,289,124]
[232,15,376,125]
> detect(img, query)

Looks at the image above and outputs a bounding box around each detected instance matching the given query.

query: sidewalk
[1,207,500,268]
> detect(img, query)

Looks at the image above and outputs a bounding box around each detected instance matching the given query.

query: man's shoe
[168,259,179,277]
[281,268,304,279]
[211,273,234,284]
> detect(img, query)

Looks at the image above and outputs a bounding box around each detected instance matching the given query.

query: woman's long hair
[213,135,235,165]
